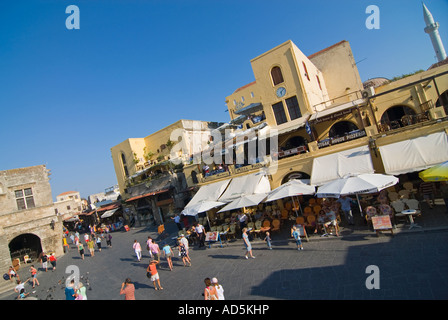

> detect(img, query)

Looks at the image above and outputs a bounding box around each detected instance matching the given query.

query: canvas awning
[218,171,271,202]
[379,131,448,175]
[100,208,119,219]
[125,189,170,202]
[309,99,364,123]
[184,179,231,208]
[310,145,374,186]
[267,113,310,136]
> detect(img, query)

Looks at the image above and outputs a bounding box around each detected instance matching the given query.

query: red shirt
[148,263,157,275]
[120,284,135,300]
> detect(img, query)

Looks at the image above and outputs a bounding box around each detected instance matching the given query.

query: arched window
[436,89,448,115]
[271,66,284,86]
[328,121,359,139]
[380,105,416,129]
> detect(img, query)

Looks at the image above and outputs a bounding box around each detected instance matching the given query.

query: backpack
[3,273,9,281]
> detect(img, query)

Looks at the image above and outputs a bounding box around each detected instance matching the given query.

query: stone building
[0,165,63,293]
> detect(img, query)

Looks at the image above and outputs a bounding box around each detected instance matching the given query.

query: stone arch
[380,105,416,127]
[328,120,359,139]
[9,233,43,262]
[281,171,311,185]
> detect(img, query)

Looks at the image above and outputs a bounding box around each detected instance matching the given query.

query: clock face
[276,87,286,98]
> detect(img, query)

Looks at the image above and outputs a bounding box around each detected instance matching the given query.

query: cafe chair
[304,206,312,216]
[271,219,280,233]
[296,216,305,225]
[403,198,421,215]
[308,198,316,206]
[216,225,223,233]
[388,191,399,202]
[365,206,377,228]
[210,226,217,232]
[391,200,407,224]
[281,209,289,222]
[313,205,322,215]
[306,215,317,233]
[227,224,236,240]
[398,190,410,199]
[253,220,262,238]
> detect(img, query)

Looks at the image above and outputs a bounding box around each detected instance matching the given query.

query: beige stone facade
[0,165,63,293]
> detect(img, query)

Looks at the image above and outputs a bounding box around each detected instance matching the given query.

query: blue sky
[0,0,447,201]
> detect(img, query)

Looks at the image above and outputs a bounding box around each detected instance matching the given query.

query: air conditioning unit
[361,86,375,99]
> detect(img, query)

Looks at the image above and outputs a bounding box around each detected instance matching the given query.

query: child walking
[264,231,272,250]
[292,226,304,251]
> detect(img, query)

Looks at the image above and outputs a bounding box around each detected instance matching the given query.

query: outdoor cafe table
[401,209,422,230]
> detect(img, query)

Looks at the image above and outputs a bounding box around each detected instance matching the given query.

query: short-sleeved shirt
[337,197,352,211]
[120,284,135,300]
[162,246,171,254]
[65,286,75,300]
[148,263,158,276]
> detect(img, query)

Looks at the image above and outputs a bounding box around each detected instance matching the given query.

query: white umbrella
[217,193,268,213]
[181,200,227,216]
[315,173,399,215]
[265,179,316,216]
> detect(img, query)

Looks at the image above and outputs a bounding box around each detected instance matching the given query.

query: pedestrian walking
[105,233,112,247]
[179,234,190,260]
[195,222,205,248]
[211,277,225,300]
[264,231,272,250]
[337,195,354,225]
[242,228,255,259]
[84,233,89,244]
[78,242,85,260]
[29,265,39,288]
[120,278,136,300]
[146,236,153,258]
[96,235,102,252]
[87,238,95,257]
[14,280,25,296]
[171,213,182,230]
[292,226,304,251]
[133,240,142,261]
[63,236,69,252]
[40,252,48,272]
[49,253,57,271]
[146,260,163,290]
[178,239,192,267]
[162,243,174,271]
[149,240,160,261]
[203,278,218,300]
[69,233,75,245]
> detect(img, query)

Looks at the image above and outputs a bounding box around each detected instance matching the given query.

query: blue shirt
[65,286,75,300]
[338,197,352,211]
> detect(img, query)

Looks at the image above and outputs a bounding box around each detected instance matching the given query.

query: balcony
[317,129,367,149]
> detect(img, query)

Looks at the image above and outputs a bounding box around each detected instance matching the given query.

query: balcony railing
[317,129,367,149]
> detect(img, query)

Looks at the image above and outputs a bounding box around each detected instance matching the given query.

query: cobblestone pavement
[1,228,447,300]
[1,204,448,301]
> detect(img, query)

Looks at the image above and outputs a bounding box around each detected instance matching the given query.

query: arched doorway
[380,105,416,129]
[328,121,359,139]
[9,233,42,262]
